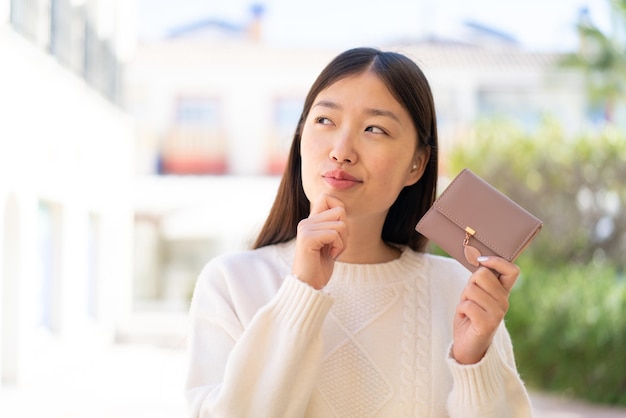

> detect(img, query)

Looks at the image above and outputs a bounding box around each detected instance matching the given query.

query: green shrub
[447,118,626,269]
[446,118,626,405]
[507,261,626,405]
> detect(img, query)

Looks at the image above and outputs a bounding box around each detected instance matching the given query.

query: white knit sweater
[185,240,534,418]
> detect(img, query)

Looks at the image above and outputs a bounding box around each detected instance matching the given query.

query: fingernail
[476,256,489,262]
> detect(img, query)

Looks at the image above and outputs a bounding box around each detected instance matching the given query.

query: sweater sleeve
[445,323,535,418]
[185,269,334,418]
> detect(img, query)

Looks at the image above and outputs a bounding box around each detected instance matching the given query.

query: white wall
[0,22,135,385]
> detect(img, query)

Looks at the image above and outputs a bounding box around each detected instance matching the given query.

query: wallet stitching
[435,206,511,259]
[436,204,539,260]
[432,169,538,260]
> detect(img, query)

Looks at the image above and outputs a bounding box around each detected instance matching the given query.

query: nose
[329,131,357,164]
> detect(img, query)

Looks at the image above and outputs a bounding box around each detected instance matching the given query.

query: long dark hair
[253,47,438,252]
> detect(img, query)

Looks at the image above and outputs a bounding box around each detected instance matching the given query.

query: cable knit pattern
[399,267,432,417]
[399,276,418,417]
[185,241,535,418]
[316,251,434,417]
[329,285,397,333]
[317,343,393,417]
[318,270,399,416]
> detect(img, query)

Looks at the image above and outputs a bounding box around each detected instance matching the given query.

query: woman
[185,47,534,417]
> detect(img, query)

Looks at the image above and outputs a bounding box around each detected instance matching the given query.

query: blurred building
[0,0,136,387]
[125,10,339,314]
[124,12,586,314]
[402,39,585,161]
[127,16,585,178]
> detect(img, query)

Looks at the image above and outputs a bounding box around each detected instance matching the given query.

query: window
[10,0,45,44]
[49,0,90,76]
[266,97,303,174]
[37,201,62,332]
[477,87,542,130]
[159,97,226,175]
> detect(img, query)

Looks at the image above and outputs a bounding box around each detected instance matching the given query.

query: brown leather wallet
[415,168,543,272]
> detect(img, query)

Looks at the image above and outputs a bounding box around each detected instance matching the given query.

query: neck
[335,216,401,264]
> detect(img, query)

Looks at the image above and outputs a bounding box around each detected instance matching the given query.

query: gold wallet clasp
[463,226,476,246]
[463,226,481,266]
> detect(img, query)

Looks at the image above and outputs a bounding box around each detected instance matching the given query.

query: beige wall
[127,39,586,178]
[126,41,339,175]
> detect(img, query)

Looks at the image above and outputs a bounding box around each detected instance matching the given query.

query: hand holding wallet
[415,168,543,272]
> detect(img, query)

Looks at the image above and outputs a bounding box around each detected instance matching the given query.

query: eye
[365,125,388,135]
[314,116,335,126]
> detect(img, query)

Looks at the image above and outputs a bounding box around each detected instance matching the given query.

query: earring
[411,164,417,171]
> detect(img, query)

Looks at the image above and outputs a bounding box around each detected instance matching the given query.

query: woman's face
[300,71,428,222]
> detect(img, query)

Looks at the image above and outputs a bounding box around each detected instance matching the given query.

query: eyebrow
[313,100,401,124]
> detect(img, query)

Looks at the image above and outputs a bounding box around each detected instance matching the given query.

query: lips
[323,170,360,182]
[322,169,362,189]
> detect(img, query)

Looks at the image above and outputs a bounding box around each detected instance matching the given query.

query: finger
[297,211,348,259]
[298,219,346,244]
[468,267,510,301]
[308,194,348,250]
[306,207,346,225]
[456,299,502,337]
[476,256,520,292]
[307,228,346,259]
[461,282,508,317]
[310,193,345,216]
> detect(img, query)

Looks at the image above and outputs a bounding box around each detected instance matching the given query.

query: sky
[137,0,613,52]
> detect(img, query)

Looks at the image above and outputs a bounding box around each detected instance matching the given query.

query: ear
[404,146,430,187]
